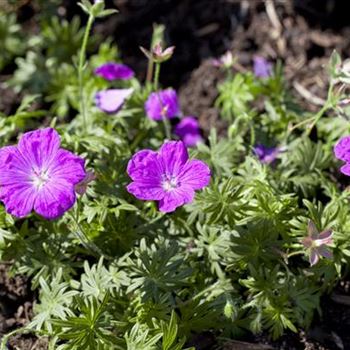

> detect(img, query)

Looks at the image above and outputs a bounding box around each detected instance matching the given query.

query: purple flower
[145,88,179,121]
[174,116,203,147]
[334,135,350,175]
[254,144,280,164]
[0,128,86,220]
[95,88,134,114]
[253,56,272,78]
[301,220,333,266]
[95,62,134,81]
[126,140,211,213]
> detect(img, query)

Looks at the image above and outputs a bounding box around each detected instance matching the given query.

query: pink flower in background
[254,144,280,164]
[212,51,234,68]
[334,135,350,175]
[145,88,179,121]
[95,62,134,80]
[253,56,272,78]
[174,116,203,147]
[301,220,333,266]
[140,43,175,63]
[75,171,96,195]
[126,140,211,212]
[95,88,134,113]
[0,128,86,219]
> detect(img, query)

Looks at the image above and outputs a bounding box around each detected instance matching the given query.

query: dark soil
[0,263,49,349]
[2,0,350,349]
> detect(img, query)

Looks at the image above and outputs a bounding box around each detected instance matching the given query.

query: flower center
[162,175,178,192]
[31,169,50,190]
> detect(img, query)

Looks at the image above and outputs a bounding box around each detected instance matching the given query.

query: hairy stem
[153,62,171,139]
[1,327,27,350]
[153,61,160,91]
[78,14,94,132]
[69,211,110,260]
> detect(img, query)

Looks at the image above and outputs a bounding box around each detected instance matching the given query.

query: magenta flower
[253,56,272,78]
[0,128,86,220]
[174,116,203,147]
[95,62,134,81]
[126,140,211,213]
[95,88,133,114]
[145,88,179,121]
[301,220,333,266]
[334,135,350,175]
[254,144,280,164]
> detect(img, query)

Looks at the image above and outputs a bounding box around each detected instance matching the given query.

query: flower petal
[253,56,272,78]
[174,117,203,147]
[34,180,76,220]
[159,141,188,176]
[95,88,134,113]
[95,62,134,80]
[334,136,350,162]
[316,229,333,245]
[145,89,179,121]
[50,149,86,185]
[18,128,61,170]
[178,159,211,190]
[0,146,31,175]
[0,183,36,218]
[0,145,36,217]
[340,163,350,175]
[158,186,194,213]
[307,220,319,239]
[318,246,333,259]
[75,171,96,195]
[127,149,162,183]
[127,182,164,200]
[309,250,319,266]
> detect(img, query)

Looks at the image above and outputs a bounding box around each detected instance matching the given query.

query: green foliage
[1,3,350,349]
[216,73,254,121]
[0,12,25,70]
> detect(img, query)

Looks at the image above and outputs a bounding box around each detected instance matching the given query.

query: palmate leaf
[81,258,113,300]
[29,269,78,333]
[42,16,86,63]
[216,73,254,121]
[193,225,234,277]
[125,237,192,302]
[0,228,15,250]
[279,137,332,196]
[0,12,25,70]
[54,294,120,350]
[124,323,162,350]
[159,311,195,350]
[187,178,249,227]
[195,129,243,176]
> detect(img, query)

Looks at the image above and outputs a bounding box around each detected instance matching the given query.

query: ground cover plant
[1,1,350,349]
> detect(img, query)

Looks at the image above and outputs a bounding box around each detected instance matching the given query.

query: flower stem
[1,327,26,350]
[68,211,110,260]
[287,250,305,259]
[153,62,171,139]
[78,13,94,132]
[162,115,172,140]
[146,58,154,83]
[153,62,160,91]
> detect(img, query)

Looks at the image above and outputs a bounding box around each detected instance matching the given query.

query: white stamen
[31,169,50,190]
[162,175,178,192]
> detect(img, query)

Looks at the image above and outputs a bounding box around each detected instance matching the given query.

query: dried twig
[293,81,326,106]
